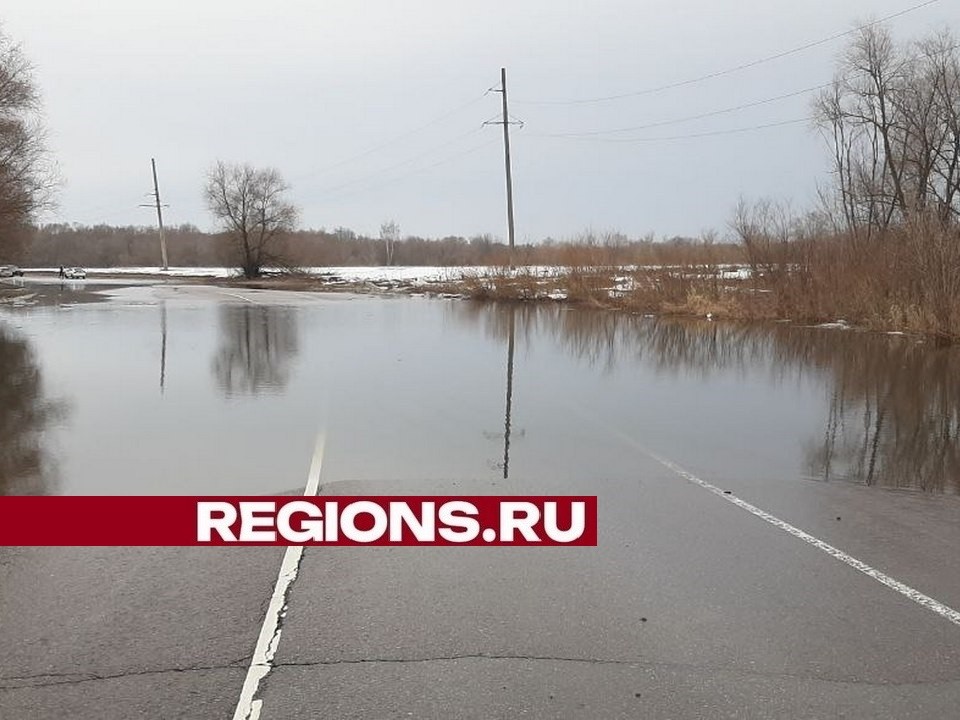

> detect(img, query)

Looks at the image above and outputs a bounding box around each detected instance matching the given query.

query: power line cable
[517,0,942,105]
[539,82,828,137]
[289,94,487,183]
[529,117,811,143]
[319,138,500,204]
[302,126,485,198]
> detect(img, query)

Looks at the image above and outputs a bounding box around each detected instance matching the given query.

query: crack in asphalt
[0,656,251,691]
[267,653,960,688]
[5,654,960,694]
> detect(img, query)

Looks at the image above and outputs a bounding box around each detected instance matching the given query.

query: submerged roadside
[426,264,960,345]
[4,261,955,344]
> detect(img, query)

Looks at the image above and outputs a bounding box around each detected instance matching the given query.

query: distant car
[0,265,23,278]
[63,267,86,280]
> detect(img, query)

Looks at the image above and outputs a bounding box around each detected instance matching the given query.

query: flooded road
[1,281,959,719]
[0,282,957,496]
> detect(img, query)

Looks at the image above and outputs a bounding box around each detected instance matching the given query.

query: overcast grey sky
[4,0,958,242]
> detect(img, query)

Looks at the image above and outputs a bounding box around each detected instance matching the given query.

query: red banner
[0,496,597,547]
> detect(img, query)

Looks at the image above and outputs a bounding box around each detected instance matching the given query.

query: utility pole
[499,68,515,267]
[486,68,520,268]
[148,158,169,270]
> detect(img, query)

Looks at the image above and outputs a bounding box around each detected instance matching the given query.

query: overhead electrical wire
[319,138,500,203]
[537,82,829,138]
[301,126,485,198]
[530,117,811,144]
[288,94,487,183]
[516,0,942,105]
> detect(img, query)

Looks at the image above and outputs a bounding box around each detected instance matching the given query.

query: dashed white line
[231,431,326,720]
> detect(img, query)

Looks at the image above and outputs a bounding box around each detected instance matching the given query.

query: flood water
[1,282,957,496]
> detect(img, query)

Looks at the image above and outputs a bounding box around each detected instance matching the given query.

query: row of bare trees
[25,222,743,270]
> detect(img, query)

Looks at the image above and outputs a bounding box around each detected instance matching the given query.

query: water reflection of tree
[631,322,960,493]
[452,303,960,493]
[635,322,960,492]
[212,305,300,396]
[0,324,64,494]
[798,334,960,493]
[651,323,959,492]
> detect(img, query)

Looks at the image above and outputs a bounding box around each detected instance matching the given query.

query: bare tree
[814,24,960,232]
[204,161,297,278]
[0,27,56,254]
[380,220,399,266]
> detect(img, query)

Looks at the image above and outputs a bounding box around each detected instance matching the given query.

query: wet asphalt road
[2,282,960,718]
[2,459,960,719]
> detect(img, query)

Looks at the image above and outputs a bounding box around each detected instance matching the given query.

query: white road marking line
[563,404,960,629]
[232,431,327,720]
[302,432,327,497]
[221,291,257,304]
[646,449,960,629]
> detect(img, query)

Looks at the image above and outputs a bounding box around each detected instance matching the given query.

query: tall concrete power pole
[486,68,520,267]
[150,158,169,270]
[499,68,516,265]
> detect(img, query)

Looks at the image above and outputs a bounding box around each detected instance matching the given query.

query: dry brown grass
[437,222,960,343]
[438,261,769,321]
[739,218,960,342]
[448,267,561,301]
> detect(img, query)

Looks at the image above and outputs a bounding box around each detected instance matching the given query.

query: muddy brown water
[0,282,957,496]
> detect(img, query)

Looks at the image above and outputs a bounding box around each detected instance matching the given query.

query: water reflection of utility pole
[502,308,515,479]
[160,302,167,395]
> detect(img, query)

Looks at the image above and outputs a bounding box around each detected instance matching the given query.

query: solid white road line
[643,450,960,628]
[231,431,327,720]
[565,404,960,629]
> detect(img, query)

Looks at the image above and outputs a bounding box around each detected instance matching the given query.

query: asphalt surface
[3,460,960,719]
[0,545,284,718]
